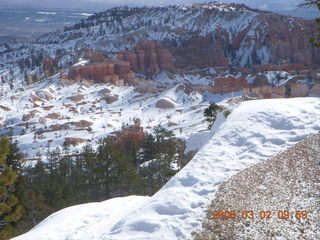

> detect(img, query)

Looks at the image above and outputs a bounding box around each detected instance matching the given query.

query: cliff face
[243,82,320,99]
[67,61,137,85]
[170,14,320,69]
[116,41,175,75]
[109,119,145,144]
[254,14,320,66]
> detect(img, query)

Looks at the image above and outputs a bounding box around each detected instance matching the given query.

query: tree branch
[298,0,320,7]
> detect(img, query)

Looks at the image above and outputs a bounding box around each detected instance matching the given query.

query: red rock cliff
[67,61,138,85]
[117,41,175,75]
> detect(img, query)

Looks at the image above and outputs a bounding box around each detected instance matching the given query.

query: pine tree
[92,139,143,200]
[141,133,156,163]
[203,103,224,129]
[0,137,23,239]
[300,1,320,47]
[138,126,179,195]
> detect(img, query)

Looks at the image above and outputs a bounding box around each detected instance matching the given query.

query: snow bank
[13,196,149,240]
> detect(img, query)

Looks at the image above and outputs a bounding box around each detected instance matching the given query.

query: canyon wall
[67,60,137,85]
[244,83,320,99]
[116,41,175,75]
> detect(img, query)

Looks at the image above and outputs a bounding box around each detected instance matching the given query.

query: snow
[14,97,320,240]
[265,71,292,86]
[13,196,149,240]
[0,76,212,160]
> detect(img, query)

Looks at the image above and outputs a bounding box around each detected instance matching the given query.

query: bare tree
[299,0,320,7]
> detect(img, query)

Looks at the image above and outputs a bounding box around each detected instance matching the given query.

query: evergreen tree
[141,133,156,162]
[92,139,143,199]
[300,1,320,47]
[138,125,180,195]
[204,103,224,129]
[0,137,23,239]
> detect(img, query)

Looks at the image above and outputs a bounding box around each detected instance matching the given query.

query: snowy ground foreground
[13,98,320,240]
[13,196,149,240]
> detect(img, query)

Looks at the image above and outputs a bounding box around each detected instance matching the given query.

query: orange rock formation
[116,41,175,75]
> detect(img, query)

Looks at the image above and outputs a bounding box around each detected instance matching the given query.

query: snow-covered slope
[0,75,215,159]
[14,97,320,239]
[13,196,149,240]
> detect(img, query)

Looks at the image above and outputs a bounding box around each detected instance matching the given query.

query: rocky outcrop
[109,118,145,144]
[98,88,111,95]
[0,105,11,112]
[78,47,106,62]
[50,123,70,131]
[104,95,119,104]
[45,113,60,120]
[22,110,40,121]
[67,61,138,85]
[42,106,54,111]
[244,82,320,99]
[155,99,175,109]
[188,77,249,94]
[212,77,249,93]
[243,85,286,99]
[70,120,93,128]
[290,83,309,98]
[291,82,320,98]
[36,90,55,101]
[64,137,89,147]
[309,82,320,95]
[68,95,85,102]
[117,41,175,75]
[172,35,230,69]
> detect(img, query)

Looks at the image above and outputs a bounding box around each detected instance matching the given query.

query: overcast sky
[0,0,318,18]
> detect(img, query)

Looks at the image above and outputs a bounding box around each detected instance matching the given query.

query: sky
[0,0,318,18]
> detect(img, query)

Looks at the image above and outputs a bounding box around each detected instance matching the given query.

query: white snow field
[13,196,149,240]
[14,97,320,240]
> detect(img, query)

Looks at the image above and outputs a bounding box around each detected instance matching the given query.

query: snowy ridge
[13,97,320,239]
[36,4,259,47]
[30,2,316,68]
